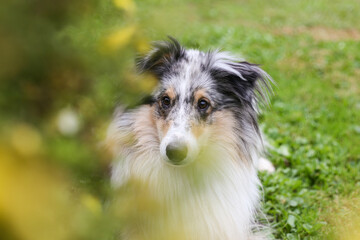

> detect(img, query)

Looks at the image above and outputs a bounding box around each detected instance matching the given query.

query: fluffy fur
[106,37,274,240]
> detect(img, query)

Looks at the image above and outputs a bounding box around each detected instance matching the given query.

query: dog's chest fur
[109,106,263,240]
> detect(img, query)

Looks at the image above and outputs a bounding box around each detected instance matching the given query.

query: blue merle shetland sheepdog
[106,37,274,240]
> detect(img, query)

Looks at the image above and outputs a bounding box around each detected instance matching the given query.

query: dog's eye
[161,96,171,109]
[198,99,209,111]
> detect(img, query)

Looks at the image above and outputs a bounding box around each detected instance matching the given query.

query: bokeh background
[1,0,360,239]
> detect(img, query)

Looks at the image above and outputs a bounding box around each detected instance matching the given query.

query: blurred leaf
[277,144,291,157]
[353,125,360,134]
[10,124,42,156]
[81,194,102,215]
[101,25,137,53]
[287,215,296,228]
[113,0,136,14]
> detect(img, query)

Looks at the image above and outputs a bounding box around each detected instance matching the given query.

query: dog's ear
[210,53,273,106]
[136,37,185,79]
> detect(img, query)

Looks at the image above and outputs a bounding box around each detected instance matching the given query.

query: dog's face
[152,62,217,166]
[137,38,271,166]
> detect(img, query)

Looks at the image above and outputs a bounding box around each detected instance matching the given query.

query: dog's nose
[166,143,188,164]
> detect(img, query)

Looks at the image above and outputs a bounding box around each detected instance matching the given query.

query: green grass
[61,0,360,238]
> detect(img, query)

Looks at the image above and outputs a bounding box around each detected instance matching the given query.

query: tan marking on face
[210,111,236,142]
[155,87,176,139]
[133,105,159,144]
[156,118,172,140]
[164,87,176,100]
[210,110,249,165]
[157,87,176,111]
[194,89,212,113]
[187,89,213,141]
[194,89,207,101]
[191,123,205,139]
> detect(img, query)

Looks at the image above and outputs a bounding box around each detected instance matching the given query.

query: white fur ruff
[108,108,268,240]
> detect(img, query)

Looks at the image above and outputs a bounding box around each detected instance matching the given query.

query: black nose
[166,143,188,164]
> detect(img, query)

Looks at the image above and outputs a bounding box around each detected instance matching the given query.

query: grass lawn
[1,0,360,239]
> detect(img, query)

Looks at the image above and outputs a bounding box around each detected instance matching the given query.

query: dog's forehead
[162,49,213,97]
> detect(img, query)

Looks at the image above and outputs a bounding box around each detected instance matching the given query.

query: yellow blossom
[10,124,42,156]
[81,194,102,215]
[113,0,136,13]
[102,25,137,53]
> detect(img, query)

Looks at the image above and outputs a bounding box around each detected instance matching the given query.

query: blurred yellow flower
[81,194,102,215]
[102,25,137,53]
[0,149,75,240]
[113,0,136,13]
[10,124,42,156]
[138,74,158,92]
[135,38,151,54]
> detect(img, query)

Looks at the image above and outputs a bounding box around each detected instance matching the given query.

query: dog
[106,37,274,240]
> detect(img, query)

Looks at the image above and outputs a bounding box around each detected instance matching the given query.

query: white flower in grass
[57,108,80,136]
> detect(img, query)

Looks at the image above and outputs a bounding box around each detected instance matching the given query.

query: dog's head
[136,38,272,167]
